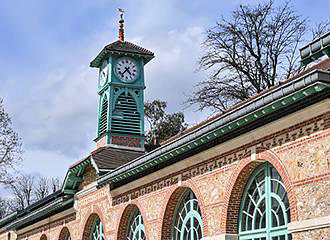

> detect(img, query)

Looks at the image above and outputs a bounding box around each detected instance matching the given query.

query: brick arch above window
[160,185,208,240]
[116,204,148,240]
[220,148,298,234]
[40,234,47,240]
[82,213,104,240]
[58,227,70,240]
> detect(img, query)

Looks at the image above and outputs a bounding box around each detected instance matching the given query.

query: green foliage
[144,100,187,151]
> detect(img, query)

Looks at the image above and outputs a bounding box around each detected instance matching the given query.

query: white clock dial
[115,57,139,82]
[99,60,108,86]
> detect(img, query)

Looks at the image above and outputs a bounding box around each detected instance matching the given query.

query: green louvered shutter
[111,92,141,135]
[98,97,108,135]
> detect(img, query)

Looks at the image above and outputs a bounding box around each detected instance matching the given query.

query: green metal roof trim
[0,212,17,229]
[0,191,73,231]
[300,32,330,65]
[16,190,63,217]
[6,197,73,230]
[61,157,92,195]
[97,70,330,188]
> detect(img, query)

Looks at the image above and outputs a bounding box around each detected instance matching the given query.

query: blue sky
[0,0,329,180]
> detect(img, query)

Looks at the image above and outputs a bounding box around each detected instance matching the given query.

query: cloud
[6,0,325,178]
[0,1,213,178]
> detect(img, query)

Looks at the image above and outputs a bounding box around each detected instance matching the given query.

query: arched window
[59,227,71,240]
[40,234,47,240]
[90,217,104,240]
[126,208,145,240]
[99,96,108,136]
[172,190,203,240]
[239,163,291,240]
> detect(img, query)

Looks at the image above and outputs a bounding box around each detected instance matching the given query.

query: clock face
[115,57,139,82]
[99,60,108,86]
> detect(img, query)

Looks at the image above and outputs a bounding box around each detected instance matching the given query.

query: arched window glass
[91,217,104,240]
[126,208,145,240]
[239,163,291,240]
[172,190,203,240]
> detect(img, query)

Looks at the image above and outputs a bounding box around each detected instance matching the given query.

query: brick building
[0,16,330,240]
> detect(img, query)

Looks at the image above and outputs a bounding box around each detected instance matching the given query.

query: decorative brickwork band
[111,135,141,148]
[112,112,328,206]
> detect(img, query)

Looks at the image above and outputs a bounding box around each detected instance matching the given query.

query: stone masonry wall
[14,108,330,240]
[294,228,330,240]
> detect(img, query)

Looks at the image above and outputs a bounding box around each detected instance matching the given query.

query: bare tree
[50,177,61,193]
[312,21,330,39]
[7,174,35,211]
[6,174,62,212]
[0,98,22,184]
[34,176,61,200]
[187,1,309,112]
[34,176,50,200]
[0,197,11,218]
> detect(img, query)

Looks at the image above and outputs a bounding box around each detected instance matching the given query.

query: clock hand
[125,67,132,75]
[121,68,128,77]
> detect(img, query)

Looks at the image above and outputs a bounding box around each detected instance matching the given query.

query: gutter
[7,197,73,230]
[97,69,330,188]
[0,212,17,231]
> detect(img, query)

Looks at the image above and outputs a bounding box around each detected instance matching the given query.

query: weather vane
[118,8,125,41]
[118,8,125,20]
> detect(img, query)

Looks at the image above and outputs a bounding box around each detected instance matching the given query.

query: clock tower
[90,12,154,151]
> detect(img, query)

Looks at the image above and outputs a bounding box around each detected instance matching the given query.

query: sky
[0,0,329,180]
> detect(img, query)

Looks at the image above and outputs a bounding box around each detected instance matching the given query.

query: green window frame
[172,190,203,240]
[90,217,104,240]
[126,208,146,240]
[239,163,291,240]
[65,232,71,240]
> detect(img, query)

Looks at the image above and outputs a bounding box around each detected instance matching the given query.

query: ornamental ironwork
[172,190,203,240]
[239,163,291,240]
[126,208,146,240]
[90,217,104,240]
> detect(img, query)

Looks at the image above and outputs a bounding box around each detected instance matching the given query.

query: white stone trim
[90,156,99,174]
[288,215,330,233]
[75,181,97,199]
[202,234,238,240]
[178,174,182,187]
[251,146,256,161]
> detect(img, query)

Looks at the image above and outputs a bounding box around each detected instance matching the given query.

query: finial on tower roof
[118,8,125,42]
